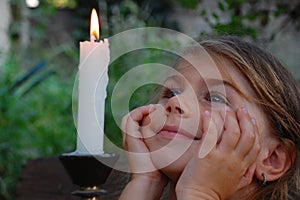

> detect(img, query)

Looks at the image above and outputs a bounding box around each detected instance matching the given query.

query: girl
[119,36,300,199]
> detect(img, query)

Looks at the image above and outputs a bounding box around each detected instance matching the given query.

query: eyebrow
[207,79,249,100]
[164,75,243,95]
[164,75,184,83]
[205,78,237,90]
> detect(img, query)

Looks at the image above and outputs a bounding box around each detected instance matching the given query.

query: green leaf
[218,1,225,11]
[212,12,219,20]
[225,0,232,4]
[173,0,199,9]
[212,18,257,39]
[200,10,206,16]
[244,12,257,21]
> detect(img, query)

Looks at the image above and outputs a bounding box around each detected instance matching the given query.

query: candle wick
[90,35,97,42]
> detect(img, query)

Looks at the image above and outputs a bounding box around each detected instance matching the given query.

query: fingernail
[251,118,256,125]
[204,110,210,116]
[242,107,248,114]
[225,106,231,112]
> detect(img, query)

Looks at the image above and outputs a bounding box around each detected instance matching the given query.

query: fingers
[235,108,256,157]
[141,104,166,138]
[121,104,154,149]
[213,106,260,189]
[121,104,154,137]
[121,105,156,173]
[198,106,260,162]
[235,108,260,163]
[218,107,260,159]
[218,108,241,153]
[198,111,218,158]
[222,107,260,190]
[242,118,260,165]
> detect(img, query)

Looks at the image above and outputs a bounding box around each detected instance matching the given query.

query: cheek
[183,117,201,138]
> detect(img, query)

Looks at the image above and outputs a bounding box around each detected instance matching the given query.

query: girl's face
[142,53,270,181]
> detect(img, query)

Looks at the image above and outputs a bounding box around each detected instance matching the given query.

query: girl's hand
[120,105,168,200]
[176,108,261,200]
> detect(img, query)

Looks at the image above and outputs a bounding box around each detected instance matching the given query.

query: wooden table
[15,157,130,200]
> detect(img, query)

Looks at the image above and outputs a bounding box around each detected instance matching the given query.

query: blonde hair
[200,36,300,200]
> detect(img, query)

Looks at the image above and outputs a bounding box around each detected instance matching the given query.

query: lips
[158,125,200,140]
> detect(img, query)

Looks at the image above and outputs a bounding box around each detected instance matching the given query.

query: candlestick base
[59,152,118,199]
[71,186,106,200]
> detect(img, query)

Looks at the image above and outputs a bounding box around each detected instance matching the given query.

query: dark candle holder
[59,153,118,199]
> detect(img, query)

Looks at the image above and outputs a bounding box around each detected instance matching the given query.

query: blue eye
[207,93,227,104]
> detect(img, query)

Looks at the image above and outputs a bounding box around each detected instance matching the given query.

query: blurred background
[0,0,299,199]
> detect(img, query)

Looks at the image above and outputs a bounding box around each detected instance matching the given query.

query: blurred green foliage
[0,57,76,199]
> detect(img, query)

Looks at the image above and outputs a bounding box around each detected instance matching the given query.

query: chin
[145,135,199,181]
[159,155,191,182]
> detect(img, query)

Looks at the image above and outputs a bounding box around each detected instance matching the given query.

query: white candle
[76,9,109,154]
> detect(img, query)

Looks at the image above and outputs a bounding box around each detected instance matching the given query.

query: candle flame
[90,9,100,41]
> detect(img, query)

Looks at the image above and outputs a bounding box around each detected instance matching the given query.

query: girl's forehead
[173,53,255,97]
[174,53,234,81]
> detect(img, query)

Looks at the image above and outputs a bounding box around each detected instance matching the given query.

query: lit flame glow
[26,0,39,8]
[90,9,100,41]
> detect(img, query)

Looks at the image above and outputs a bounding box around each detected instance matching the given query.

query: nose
[165,96,185,116]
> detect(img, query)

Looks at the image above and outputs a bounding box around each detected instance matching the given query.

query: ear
[255,138,295,182]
